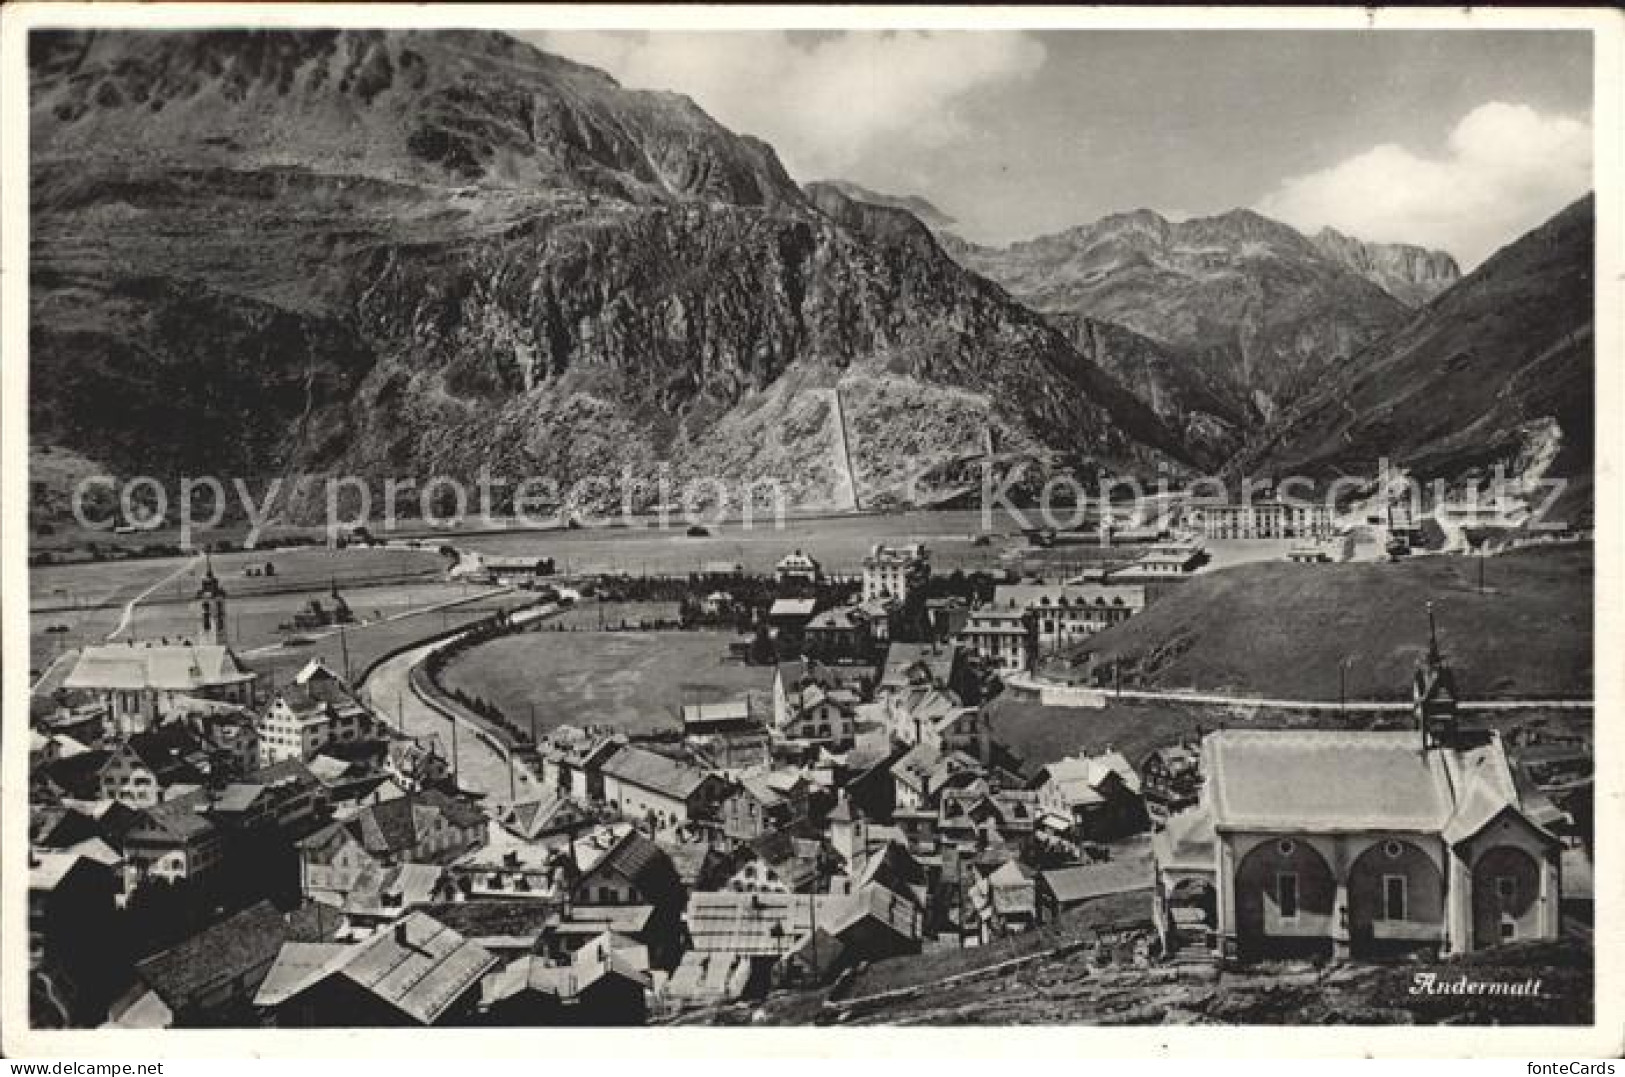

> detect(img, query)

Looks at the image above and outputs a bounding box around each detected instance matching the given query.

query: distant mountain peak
[1309,226,1462,306]
[813,180,956,230]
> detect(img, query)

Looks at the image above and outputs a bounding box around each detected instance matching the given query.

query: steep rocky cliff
[29,30,1196,520]
[1311,227,1461,307]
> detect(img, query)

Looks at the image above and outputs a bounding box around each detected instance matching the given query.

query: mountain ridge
[28,28,1201,521]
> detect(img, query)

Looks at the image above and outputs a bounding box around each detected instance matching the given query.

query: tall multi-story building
[861,543,929,602]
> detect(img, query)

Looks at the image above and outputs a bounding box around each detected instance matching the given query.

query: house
[776,683,859,749]
[882,683,962,747]
[879,642,963,698]
[958,606,1035,674]
[990,583,1146,652]
[925,597,972,643]
[774,549,822,591]
[1140,740,1203,821]
[599,745,729,834]
[1107,540,1206,580]
[571,828,684,912]
[64,640,257,739]
[257,912,496,1027]
[970,860,1037,941]
[938,787,1040,846]
[861,543,929,602]
[680,699,758,737]
[186,708,262,776]
[663,950,753,1010]
[129,900,325,1027]
[1152,636,1562,962]
[123,795,227,885]
[30,804,102,850]
[490,794,597,843]
[721,771,812,843]
[802,605,876,663]
[297,791,486,903]
[384,734,452,792]
[766,597,818,649]
[721,828,828,894]
[771,659,873,727]
[257,661,377,767]
[481,931,651,1026]
[891,742,981,814]
[826,882,924,959]
[535,726,625,803]
[1037,859,1154,923]
[700,591,734,618]
[1030,750,1148,841]
[98,724,210,808]
[29,849,118,973]
[685,890,842,959]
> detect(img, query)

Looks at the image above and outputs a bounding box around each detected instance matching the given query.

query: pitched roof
[994,583,1146,612]
[343,791,486,857]
[66,643,253,692]
[587,830,681,897]
[253,943,350,1007]
[685,891,842,955]
[115,724,209,780]
[881,643,959,690]
[313,912,497,1025]
[1041,861,1153,905]
[601,745,713,801]
[768,598,817,618]
[1204,730,1456,833]
[1037,750,1143,803]
[135,900,291,1009]
[829,883,923,942]
[665,951,752,1006]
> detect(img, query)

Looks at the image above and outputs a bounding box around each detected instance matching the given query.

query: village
[25,487,1596,1030]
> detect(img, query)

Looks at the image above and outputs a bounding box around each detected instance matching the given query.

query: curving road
[106,552,204,641]
[362,639,543,803]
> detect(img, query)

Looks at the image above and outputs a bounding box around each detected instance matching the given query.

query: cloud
[528,30,1045,181]
[1256,102,1592,268]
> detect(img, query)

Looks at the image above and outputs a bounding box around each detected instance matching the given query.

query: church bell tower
[1413,602,1459,750]
[197,553,228,646]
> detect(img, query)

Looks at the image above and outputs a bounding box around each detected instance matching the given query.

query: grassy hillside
[1050,545,1592,702]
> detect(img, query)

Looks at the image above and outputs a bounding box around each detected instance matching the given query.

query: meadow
[437,618,770,737]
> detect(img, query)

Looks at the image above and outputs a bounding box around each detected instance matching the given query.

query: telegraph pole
[451,716,461,791]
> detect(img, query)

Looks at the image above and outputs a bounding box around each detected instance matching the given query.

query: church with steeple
[63,553,257,737]
[1154,606,1566,964]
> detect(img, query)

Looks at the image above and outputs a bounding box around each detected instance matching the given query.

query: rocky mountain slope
[944,208,1444,428]
[1310,227,1461,307]
[1232,195,1594,499]
[29,30,1195,522]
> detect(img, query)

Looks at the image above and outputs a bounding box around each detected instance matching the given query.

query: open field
[126,581,479,652]
[249,589,542,691]
[28,546,450,680]
[439,622,769,737]
[988,691,1592,770]
[1047,545,1591,702]
[453,509,1026,578]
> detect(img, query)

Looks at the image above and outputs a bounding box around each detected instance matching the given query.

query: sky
[526,29,1593,268]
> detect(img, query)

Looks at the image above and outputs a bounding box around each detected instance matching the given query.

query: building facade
[1153,639,1562,962]
[861,544,929,602]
